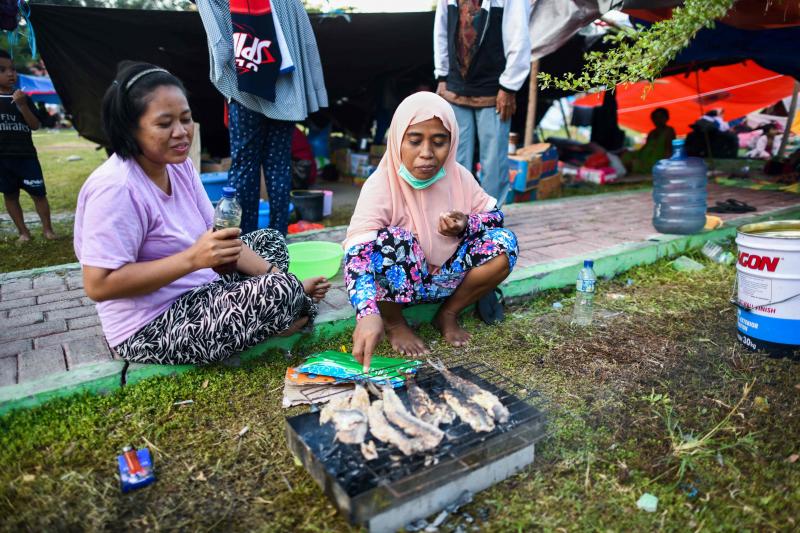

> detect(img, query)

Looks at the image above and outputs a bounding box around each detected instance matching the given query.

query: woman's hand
[352,314,384,372]
[187,228,242,270]
[303,276,331,302]
[438,210,467,237]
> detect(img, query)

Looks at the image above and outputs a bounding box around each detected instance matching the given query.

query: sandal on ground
[707,198,757,213]
[477,288,505,325]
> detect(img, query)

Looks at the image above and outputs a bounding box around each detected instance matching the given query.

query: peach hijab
[343,92,496,267]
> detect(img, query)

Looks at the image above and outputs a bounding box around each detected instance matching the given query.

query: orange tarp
[574,61,796,135]
[626,0,800,30]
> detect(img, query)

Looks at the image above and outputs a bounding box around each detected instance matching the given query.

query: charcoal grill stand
[287,412,541,532]
[285,361,547,532]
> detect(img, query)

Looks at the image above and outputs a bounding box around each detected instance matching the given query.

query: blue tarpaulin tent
[17,74,60,104]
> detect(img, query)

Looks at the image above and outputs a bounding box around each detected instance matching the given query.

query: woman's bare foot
[385,322,429,357]
[277,316,309,337]
[302,276,331,302]
[43,230,57,240]
[433,310,471,347]
[17,233,31,243]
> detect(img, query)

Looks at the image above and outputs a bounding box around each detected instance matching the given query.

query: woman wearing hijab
[343,92,518,370]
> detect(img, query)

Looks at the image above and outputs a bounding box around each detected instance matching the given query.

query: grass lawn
[0,220,77,272]
[1,254,798,530]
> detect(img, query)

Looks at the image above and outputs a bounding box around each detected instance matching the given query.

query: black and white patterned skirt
[115,229,316,365]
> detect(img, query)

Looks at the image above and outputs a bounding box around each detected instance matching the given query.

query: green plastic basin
[287,241,344,280]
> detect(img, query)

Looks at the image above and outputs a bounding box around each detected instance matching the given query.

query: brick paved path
[2,184,799,387]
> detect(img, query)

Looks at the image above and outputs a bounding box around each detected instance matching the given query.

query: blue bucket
[258,200,295,229]
[200,172,228,203]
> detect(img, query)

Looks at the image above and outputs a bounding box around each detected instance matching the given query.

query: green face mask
[398,164,446,190]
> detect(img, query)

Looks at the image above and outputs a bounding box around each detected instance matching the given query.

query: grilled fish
[367,400,424,456]
[428,359,510,424]
[350,384,371,415]
[331,409,368,444]
[319,395,352,425]
[319,387,368,445]
[382,387,444,448]
[407,380,455,427]
[442,388,495,433]
[361,440,378,461]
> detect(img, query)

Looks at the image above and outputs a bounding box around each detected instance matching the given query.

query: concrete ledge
[0,262,81,283]
[2,204,799,415]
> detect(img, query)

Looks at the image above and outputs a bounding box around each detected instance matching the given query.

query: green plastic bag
[671,255,705,272]
[298,351,421,387]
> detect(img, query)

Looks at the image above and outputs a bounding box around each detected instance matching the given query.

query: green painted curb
[0,262,81,283]
[2,204,799,415]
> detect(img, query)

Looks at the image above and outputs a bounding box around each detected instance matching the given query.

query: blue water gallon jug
[652,139,707,234]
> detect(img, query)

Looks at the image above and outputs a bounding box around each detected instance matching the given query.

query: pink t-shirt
[74,155,219,347]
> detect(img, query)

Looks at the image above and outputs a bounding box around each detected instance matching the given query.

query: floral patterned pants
[344,226,518,320]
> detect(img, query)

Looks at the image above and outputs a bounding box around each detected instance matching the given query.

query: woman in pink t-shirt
[74,62,330,365]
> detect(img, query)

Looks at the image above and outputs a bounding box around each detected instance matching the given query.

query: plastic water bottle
[652,139,707,235]
[572,260,596,326]
[212,186,242,274]
[701,241,735,265]
[213,186,242,230]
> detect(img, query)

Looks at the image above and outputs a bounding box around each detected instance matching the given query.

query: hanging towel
[230,0,282,102]
[272,6,294,74]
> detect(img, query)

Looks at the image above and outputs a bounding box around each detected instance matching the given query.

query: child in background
[0,49,56,242]
[621,107,676,174]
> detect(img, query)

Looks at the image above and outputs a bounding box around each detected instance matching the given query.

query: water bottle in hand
[212,186,242,274]
[213,187,242,230]
[572,260,596,326]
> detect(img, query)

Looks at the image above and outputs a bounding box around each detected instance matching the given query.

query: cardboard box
[331,148,351,176]
[508,156,541,192]
[536,172,563,200]
[201,157,232,173]
[350,152,371,177]
[505,188,537,205]
[508,143,559,192]
[189,123,201,172]
[577,166,618,184]
[369,144,386,166]
[515,142,552,157]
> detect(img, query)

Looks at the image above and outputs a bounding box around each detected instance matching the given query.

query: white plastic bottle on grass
[572,260,596,326]
[701,241,735,265]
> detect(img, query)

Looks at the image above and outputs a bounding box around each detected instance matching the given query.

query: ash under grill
[285,360,547,532]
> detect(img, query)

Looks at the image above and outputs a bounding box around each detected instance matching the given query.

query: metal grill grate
[287,358,547,498]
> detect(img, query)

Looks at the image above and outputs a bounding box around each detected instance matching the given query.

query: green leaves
[538,0,736,93]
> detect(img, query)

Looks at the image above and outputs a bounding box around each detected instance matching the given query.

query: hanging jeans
[452,103,511,207]
[228,101,294,235]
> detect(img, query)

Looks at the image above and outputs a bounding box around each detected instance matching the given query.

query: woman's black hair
[0,49,11,60]
[101,61,188,159]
